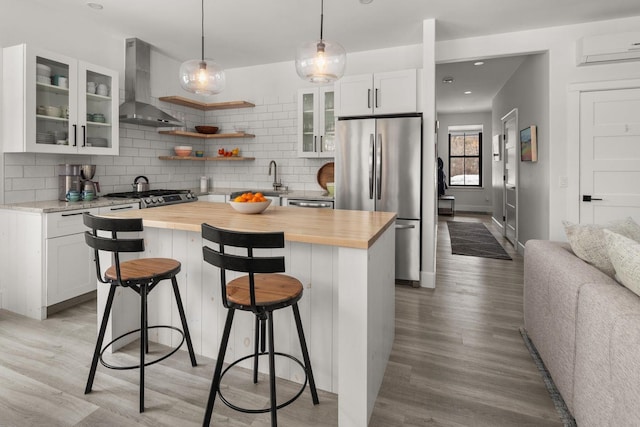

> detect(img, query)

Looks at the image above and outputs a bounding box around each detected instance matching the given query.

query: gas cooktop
[104,189,198,208]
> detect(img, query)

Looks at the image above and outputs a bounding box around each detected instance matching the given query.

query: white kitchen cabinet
[46,203,139,309]
[335,69,417,117]
[298,86,336,158]
[45,208,100,307]
[0,202,138,320]
[2,44,119,155]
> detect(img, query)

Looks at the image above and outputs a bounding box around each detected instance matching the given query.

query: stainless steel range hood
[119,38,184,128]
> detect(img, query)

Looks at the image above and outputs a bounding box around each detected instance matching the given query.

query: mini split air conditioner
[577,32,640,65]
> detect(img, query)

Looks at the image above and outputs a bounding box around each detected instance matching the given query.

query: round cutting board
[317,162,334,190]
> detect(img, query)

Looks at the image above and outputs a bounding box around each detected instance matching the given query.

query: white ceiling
[18,0,640,113]
[436,56,529,114]
[27,0,640,69]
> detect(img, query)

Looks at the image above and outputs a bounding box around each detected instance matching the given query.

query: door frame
[567,78,640,224]
[501,108,518,246]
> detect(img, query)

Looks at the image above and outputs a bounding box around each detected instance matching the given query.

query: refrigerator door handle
[369,134,375,199]
[376,133,382,200]
[395,224,416,230]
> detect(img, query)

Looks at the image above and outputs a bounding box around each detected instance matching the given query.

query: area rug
[446,221,512,260]
[520,327,577,427]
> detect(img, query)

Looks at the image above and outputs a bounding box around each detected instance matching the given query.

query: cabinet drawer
[45,207,99,238]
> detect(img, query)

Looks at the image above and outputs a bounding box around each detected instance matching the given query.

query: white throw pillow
[563,217,640,277]
[604,230,640,297]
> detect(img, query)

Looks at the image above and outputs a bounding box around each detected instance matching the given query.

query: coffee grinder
[57,164,82,201]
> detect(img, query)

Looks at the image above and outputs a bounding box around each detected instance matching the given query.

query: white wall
[436,112,493,213]
[436,15,640,241]
[491,54,549,248]
[421,19,437,288]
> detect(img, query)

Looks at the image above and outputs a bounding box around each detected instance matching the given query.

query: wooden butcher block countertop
[108,201,396,249]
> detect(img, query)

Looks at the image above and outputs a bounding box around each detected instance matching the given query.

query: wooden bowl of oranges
[229,192,271,214]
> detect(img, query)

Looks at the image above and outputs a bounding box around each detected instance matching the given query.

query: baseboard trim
[47,290,97,317]
[420,271,435,288]
[491,216,504,230]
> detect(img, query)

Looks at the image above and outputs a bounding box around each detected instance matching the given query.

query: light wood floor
[0,214,562,426]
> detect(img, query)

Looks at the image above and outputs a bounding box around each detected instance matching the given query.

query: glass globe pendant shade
[179,59,226,95]
[295,39,346,84]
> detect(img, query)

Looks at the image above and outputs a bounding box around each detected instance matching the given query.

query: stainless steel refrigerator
[335,115,422,283]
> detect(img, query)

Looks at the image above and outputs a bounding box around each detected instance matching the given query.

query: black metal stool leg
[203,308,235,426]
[267,310,278,427]
[171,277,197,367]
[253,315,260,384]
[292,303,319,404]
[139,283,147,413]
[85,284,117,394]
[144,287,149,355]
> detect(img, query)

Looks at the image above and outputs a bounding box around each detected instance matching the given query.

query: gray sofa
[524,240,640,426]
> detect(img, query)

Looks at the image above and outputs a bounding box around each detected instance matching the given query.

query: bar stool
[201,224,319,426]
[83,213,197,413]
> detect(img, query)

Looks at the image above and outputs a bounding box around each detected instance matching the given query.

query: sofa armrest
[523,239,618,412]
[574,283,640,427]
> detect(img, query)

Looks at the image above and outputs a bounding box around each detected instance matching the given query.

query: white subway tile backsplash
[12,177,46,191]
[4,166,23,178]
[5,153,36,166]
[24,166,55,178]
[3,88,333,203]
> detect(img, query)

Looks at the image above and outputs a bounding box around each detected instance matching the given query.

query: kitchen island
[103,201,396,426]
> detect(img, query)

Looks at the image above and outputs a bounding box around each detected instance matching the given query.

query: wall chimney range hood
[119,38,184,128]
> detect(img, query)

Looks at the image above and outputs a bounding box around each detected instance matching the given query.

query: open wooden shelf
[158,130,255,139]
[159,96,255,111]
[159,156,255,161]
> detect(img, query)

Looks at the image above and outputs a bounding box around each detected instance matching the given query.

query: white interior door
[580,88,640,224]
[502,109,518,247]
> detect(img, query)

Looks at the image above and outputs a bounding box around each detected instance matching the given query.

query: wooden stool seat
[105,258,180,282]
[227,273,303,307]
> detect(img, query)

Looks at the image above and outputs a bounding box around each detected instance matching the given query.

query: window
[448,131,482,187]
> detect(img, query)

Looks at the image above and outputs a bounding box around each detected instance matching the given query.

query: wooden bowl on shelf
[195,126,219,134]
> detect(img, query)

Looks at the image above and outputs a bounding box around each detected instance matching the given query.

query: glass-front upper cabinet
[297,86,335,158]
[2,44,119,155]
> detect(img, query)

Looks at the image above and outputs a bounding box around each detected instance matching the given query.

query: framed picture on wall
[520,125,537,162]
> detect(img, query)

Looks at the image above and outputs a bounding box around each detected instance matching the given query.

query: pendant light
[295,0,346,83]
[179,0,225,95]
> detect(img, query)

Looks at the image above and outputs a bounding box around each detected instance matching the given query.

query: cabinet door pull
[367,89,371,109]
[375,88,379,108]
[109,205,134,211]
[82,125,86,147]
[319,135,323,152]
[314,135,317,152]
[61,211,89,217]
[73,124,77,147]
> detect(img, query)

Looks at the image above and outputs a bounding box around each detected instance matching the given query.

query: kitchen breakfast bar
[103,201,396,426]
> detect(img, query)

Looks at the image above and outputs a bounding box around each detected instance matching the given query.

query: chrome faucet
[268,160,282,191]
